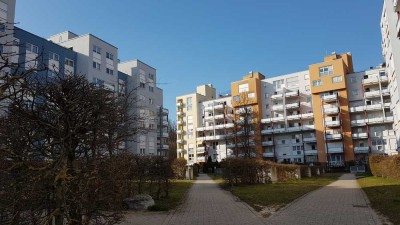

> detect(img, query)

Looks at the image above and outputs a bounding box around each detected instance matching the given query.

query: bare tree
[168,121,177,160]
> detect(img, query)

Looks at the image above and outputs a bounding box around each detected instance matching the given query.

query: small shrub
[369,154,400,179]
[171,158,187,179]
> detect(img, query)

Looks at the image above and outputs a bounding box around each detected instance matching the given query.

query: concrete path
[121,173,383,225]
[266,173,383,225]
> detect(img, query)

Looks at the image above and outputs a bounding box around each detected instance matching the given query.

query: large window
[273,79,284,89]
[93,45,101,54]
[106,67,114,75]
[65,58,74,67]
[92,61,101,70]
[238,83,249,93]
[106,52,114,60]
[319,65,333,76]
[48,52,59,61]
[313,80,322,87]
[26,43,39,54]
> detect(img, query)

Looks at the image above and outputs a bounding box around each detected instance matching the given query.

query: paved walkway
[267,173,382,225]
[120,173,383,225]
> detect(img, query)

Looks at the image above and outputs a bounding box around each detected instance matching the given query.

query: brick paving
[120,173,383,225]
[266,173,383,225]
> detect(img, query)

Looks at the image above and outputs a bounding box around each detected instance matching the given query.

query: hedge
[369,154,400,179]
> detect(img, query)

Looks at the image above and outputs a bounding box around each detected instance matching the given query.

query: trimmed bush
[369,154,400,179]
[171,158,187,179]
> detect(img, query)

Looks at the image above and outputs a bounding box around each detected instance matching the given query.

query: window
[48,52,59,61]
[0,23,5,32]
[92,77,104,86]
[149,73,154,80]
[247,93,255,98]
[187,97,192,111]
[350,77,356,83]
[140,82,145,88]
[238,83,249,93]
[26,43,39,54]
[304,74,310,80]
[65,58,74,67]
[106,68,114,75]
[352,89,358,95]
[92,61,101,70]
[93,45,101,54]
[106,52,114,60]
[305,85,310,91]
[313,80,322,87]
[149,86,154,92]
[319,65,333,76]
[332,76,342,83]
[140,148,145,154]
[273,79,284,89]
[233,95,240,101]
[281,140,286,144]
[149,98,153,104]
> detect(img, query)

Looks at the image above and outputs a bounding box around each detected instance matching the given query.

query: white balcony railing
[325,121,340,127]
[350,106,365,112]
[367,117,384,124]
[271,116,285,122]
[321,94,337,102]
[287,114,300,120]
[271,93,283,99]
[263,152,275,157]
[262,141,274,146]
[365,104,382,111]
[273,128,286,133]
[177,120,185,126]
[261,129,273,135]
[352,132,368,139]
[287,126,301,132]
[261,118,272,123]
[272,104,284,111]
[176,130,184,135]
[324,107,339,114]
[325,133,342,140]
[384,102,391,108]
[302,125,315,130]
[351,119,366,126]
[301,113,314,119]
[362,76,379,85]
[177,139,184,144]
[285,91,298,97]
[304,150,318,155]
[176,102,183,107]
[286,102,299,109]
[364,90,381,98]
[385,116,394,122]
[354,146,369,153]
[177,111,185,116]
[328,147,343,153]
[303,137,316,142]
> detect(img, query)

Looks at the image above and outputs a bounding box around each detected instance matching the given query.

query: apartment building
[381,0,400,151]
[119,60,169,156]
[177,53,398,167]
[0,0,16,67]
[176,84,216,163]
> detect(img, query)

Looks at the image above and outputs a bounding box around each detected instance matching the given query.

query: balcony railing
[197,156,206,162]
[176,130,184,134]
[261,118,272,123]
[177,111,185,116]
[304,150,318,155]
[303,137,316,142]
[354,146,369,154]
[326,121,340,127]
[365,104,382,111]
[157,133,169,138]
[271,116,285,122]
[176,102,184,107]
[177,139,184,144]
[286,102,299,109]
[287,126,301,132]
[327,147,343,153]
[364,90,381,98]
[352,132,368,139]
[272,104,284,111]
[271,93,283,99]
[301,113,314,119]
[325,133,342,140]
[287,114,300,120]
[263,152,275,157]
[262,141,274,146]
[321,94,337,102]
[362,76,379,85]
[261,129,273,134]
[323,107,339,114]
[351,119,366,126]
[285,91,299,97]
[302,125,315,130]
[177,120,185,126]
[350,106,365,113]
[384,102,391,108]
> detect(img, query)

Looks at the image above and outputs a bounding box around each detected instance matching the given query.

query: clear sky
[16,0,383,121]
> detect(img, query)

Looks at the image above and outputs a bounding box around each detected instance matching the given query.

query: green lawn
[358,176,400,225]
[149,180,193,211]
[229,173,341,213]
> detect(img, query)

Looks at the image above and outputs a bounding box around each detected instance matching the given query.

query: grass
[228,173,341,212]
[148,179,193,211]
[358,176,400,225]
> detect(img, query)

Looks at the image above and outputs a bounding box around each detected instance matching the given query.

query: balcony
[176,102,183,107]
[362,76,379,85]
[176,130,184,135]
[350,106,365,113]
[327,147,343,153]
[263,152,275,157]
[365,103,382,111]
[271,93,283,99]
[384,102,391,108]
[262,141,274,146]
[197,156,206,162]
[161,108,169,115]
[367,117,384,124]
[325,121,340,127]
[351,119,366,127]
[157,133,168,138]
[325,133,342,140]
[177,111,185,117]
[385,116,394,122]
[321,94,337,102]
[161,144,169,149]
[177,120,185,126]
[287,126,301,132]
[286,102,299,109]
[285,91,299,98]
[177,148,185,154]
[381,89,390,96]
[323,107,339,115]
[197,147,205,153]
[304,150,318,155]
[162,120,169,126]
[352,132,368,139]
[261,129,273,135]
[354,146,369,154]
[177,139,184,144]
[287,114,300,120]
[301,113,314,119]
[303,137,317,142]
[364,90,381,98]
[302,125,315,130]
[271,116,285,122]
[261,118,272,124]
[272,104,284,111]
[380,75,389,82]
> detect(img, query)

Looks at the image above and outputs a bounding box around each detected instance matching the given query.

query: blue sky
[16,1,383,121]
